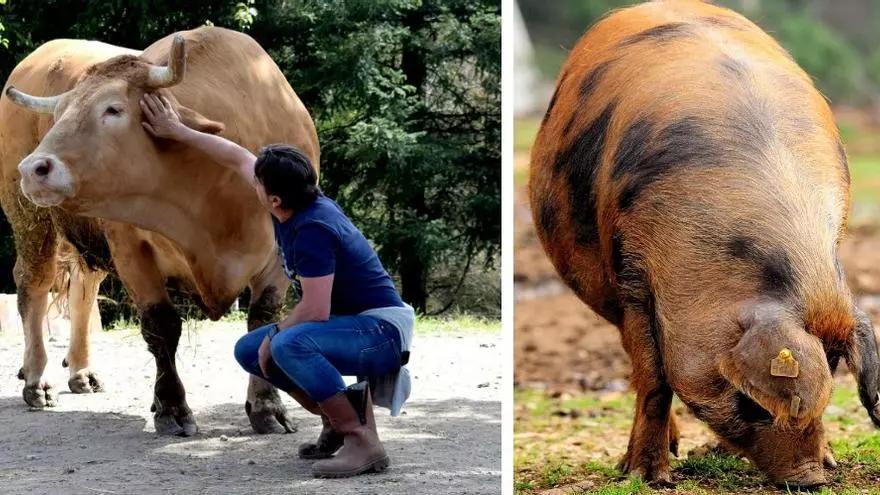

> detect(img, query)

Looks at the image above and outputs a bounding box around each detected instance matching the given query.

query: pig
[528,0,880,488]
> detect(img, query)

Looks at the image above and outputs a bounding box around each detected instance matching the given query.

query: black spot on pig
[620,23,692,46]
[555,104,615,245]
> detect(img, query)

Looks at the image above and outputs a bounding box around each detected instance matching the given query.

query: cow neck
[89,159,269,300]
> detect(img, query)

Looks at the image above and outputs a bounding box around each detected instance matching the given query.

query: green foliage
[520,0,880,104]
[250,0,501,313]
[776,14,862,102]
[0,1,255,80]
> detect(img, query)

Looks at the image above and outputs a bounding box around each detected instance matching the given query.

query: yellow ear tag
[770,348,799,378]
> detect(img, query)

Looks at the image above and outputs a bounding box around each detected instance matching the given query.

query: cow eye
[104,106,121,116]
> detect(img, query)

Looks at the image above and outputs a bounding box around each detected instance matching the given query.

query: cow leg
[245,283,297,434]
[105,229,196,436]
[141,301,196,436]
[616,307,674,485]
[11,213,59,409]
[64,262,106,393]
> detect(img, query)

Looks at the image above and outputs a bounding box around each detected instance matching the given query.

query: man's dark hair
[254,144,320,212]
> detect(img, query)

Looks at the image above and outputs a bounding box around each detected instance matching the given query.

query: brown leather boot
[285,387,344,459]
[312,381,389,478]
[299,414,344,459]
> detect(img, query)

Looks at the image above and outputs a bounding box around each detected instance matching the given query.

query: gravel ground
[0,320,502,494]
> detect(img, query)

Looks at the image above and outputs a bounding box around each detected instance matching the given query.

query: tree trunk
[397,5,431,314]
[399,240,428,314]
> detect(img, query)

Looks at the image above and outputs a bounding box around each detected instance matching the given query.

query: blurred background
[514,1,880,493]
[515,0,880,208]
[0,0,501,324]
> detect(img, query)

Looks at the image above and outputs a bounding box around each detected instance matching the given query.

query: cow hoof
[68,369,104,394]
[246,398,297,434]
[154,412,198,437]
[22,381,57,408]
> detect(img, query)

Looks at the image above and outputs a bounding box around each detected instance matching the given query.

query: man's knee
[270,325,320,362]
[234,331,264,370]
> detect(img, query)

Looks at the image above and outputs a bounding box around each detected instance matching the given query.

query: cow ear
[176,105,225,134]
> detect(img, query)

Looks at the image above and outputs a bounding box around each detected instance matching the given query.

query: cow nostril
[34,160,51,177]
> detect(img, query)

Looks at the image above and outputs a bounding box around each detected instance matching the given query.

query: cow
[529,0,880,488]
[1,26,320,437]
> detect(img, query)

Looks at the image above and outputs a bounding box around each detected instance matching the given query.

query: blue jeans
[234,315,402,402]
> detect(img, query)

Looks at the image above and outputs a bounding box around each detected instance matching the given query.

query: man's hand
[139,91,258,187]
[258,335,273,377]
[140,93,186,140]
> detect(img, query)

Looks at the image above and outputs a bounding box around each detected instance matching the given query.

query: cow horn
[846,309,880,428]
[146,34,186,88]
[5,86,63,114]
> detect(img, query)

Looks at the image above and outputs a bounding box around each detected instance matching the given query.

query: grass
[106,311,499,334]
[515,118,541,153]
[849,155,880,206]
[515,381,880,494]
[415,313,500,333]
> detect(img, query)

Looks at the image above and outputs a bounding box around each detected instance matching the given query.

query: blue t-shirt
[272,195,404,315]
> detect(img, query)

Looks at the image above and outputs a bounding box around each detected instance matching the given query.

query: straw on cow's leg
[12,211,58,409]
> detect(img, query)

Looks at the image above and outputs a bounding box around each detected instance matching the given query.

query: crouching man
[140,93,414,478]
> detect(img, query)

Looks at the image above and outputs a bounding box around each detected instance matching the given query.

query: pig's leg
[668,411,680,457]
[616,306,674,484]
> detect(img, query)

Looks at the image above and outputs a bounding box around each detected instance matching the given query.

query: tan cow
[1,27,319,436]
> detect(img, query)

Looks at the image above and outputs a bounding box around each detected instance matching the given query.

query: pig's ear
[845,308,880,427]
[719,301,832,427]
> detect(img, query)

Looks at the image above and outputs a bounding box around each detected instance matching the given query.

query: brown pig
[528,0,880,488]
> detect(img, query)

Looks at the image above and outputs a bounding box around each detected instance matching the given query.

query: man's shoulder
[295,196,347,228]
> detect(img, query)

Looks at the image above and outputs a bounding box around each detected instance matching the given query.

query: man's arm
[278,275,333,328]
[257,275,332,376]
[140,93,258,188]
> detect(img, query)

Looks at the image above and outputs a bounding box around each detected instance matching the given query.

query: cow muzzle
[18,153,75,207]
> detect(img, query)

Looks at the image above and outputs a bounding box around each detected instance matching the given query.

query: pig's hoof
[669,416,681,457]
[616,453,673,486]
[68,369,103,394]
[669,436,679,457]
[823,446,838,469]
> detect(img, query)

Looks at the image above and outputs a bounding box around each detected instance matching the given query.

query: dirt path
[0,321,501,494]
